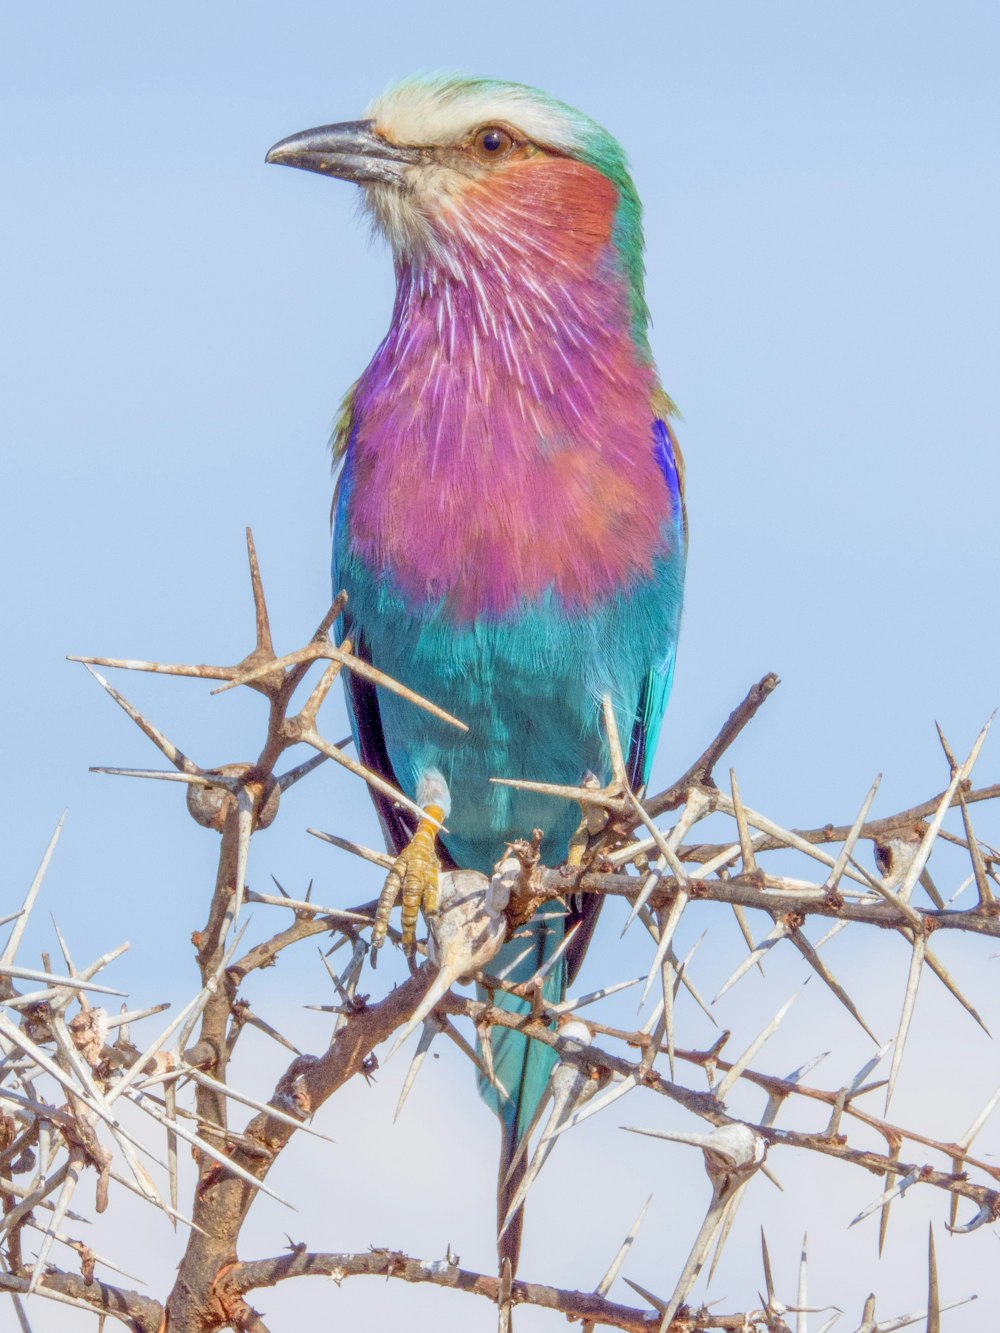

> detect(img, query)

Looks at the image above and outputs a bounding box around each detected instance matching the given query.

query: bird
[267,74,686,1275]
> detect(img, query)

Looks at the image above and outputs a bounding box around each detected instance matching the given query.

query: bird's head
[267,75,647,339]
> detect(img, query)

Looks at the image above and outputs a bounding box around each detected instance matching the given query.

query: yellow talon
[371,804,444,959]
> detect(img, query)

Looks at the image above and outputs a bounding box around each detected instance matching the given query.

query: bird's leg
[501,698,635,874]
[566,697,638,867]
[371,803,445,961]
[566,774,606,868]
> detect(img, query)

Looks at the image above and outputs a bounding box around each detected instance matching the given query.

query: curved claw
[372,805,444,958]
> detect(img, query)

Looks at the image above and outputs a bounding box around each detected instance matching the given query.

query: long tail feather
[478,911,568,1279]
[498,1117,527,1275]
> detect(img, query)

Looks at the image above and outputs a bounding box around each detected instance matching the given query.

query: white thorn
[885,935,926,1112]
[797,1232,809,1333]
[713,918,788,1004]
[127,1089,292,1206]
[596,1194,653,1297]
[394,1021,437,1123]
[1,814,66,968]
[823,777,881,894]
[715,986,805,1101]
[849,1170,918,1227]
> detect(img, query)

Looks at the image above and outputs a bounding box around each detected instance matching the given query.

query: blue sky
[3,3,999,1328]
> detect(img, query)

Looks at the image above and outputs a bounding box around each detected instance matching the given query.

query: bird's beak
[265,119,424,185]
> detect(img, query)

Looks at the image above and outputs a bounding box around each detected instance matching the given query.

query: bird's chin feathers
[363,167,468,265]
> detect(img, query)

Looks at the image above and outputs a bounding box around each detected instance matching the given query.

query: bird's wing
[342,635,420,859]
[565,406,686,984]
[332,385,429,861]
[627,410,687,789]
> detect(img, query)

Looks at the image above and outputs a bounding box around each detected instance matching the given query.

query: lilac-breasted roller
[268,75,686,1269]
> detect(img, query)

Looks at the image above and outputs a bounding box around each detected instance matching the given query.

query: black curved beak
[265,119,423,185]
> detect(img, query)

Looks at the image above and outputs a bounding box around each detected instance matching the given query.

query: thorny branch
[2,533,994,1331]
[217,1244,772,1331]
[434,994,1000,1215]
[643,672,781,818]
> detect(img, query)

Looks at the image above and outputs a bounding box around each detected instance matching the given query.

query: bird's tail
[497,1116,528,1284]
[477,910,567,1277]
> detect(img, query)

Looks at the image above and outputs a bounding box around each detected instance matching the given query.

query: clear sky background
[3,2,999,1329]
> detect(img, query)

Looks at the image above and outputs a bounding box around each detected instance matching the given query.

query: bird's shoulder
[651,386,685,497]
[651,386,687,552]
[330,379,360,468]
[329,380,361,528]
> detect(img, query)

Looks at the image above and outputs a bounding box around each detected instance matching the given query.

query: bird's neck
[379,158,646,396]
[382,246,640,405]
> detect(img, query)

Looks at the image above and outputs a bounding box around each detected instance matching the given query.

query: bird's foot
[371,804,444,961]
[566,773,632,868]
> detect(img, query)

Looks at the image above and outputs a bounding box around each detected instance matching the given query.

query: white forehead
[366,78,584,152]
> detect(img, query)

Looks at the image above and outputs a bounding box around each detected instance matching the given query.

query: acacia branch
[644,673,780,817]
[558,870,1000,937]
[0,1269,163,1332]
[26,554,991,1332]
[676,788,1000,864]
[668,1043,999,1180]
[221,1245,765,1331]
[437,994,1000,1219]
[228,962,437,1181]
[229,910,351,981]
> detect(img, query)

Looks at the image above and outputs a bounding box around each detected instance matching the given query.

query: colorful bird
[268,75,686,1271]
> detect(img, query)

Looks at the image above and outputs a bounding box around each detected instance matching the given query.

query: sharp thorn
[595,1194,653,1297]
[715,985,805,1100]
[823,776,881,894]
[2,814,66,968]
[885,935,926,1113]
[80,665,200,774]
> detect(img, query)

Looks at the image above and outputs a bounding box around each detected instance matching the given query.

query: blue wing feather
[629,417,685,788]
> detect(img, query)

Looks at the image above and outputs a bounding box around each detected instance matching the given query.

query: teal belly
[337,550,684,875]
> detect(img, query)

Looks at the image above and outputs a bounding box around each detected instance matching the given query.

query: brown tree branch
[675,788,1000,865]
[221,1244,767,1331]
[644,673,781,817]
[668,1043,999,1181]
[0,1269,163,1332]
[553,870,1000,938]
[162,960,438,1330]
[48,565,994,1332]
[228,910,351,982]
[436,994,1000,1220]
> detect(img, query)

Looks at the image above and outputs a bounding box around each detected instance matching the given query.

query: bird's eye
[472,126,516,160]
